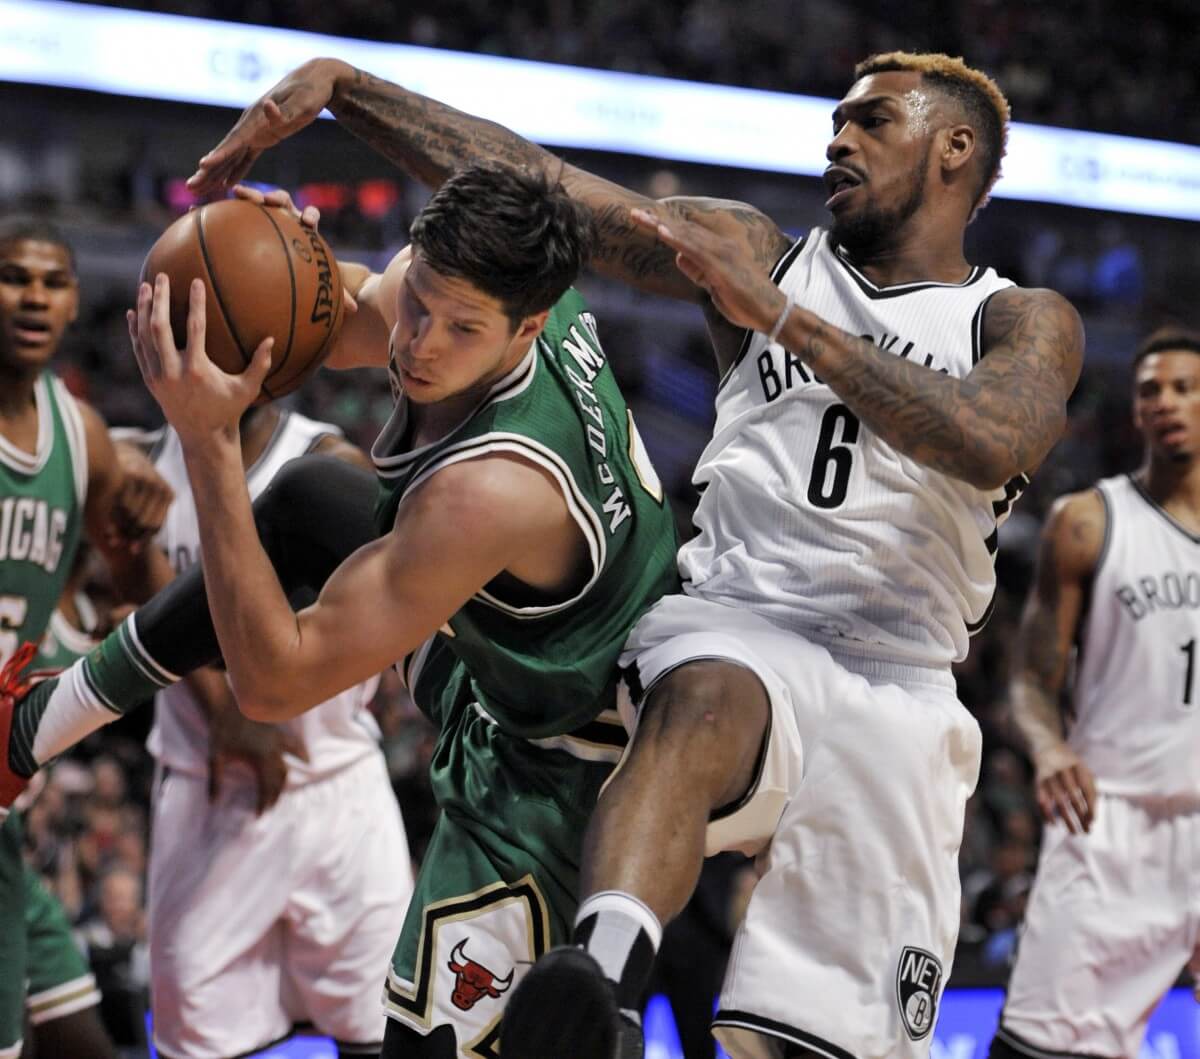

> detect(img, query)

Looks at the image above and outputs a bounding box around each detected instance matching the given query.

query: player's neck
[838,217,970,287]
[411,338,534,445]
[1137,459,1200,529]
[0,366,41,451]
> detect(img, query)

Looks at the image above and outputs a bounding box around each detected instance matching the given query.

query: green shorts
[0,814,99,1057]
[0,816,25,1058]
[383,689,619,1055]
[24,862,99,1025]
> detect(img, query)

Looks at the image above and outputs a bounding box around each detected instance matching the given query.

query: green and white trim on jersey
[0,374,87,508]
[406,429,608,619]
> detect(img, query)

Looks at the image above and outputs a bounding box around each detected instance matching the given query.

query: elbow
[231,673,299,723]
[963,449,1025,492]
[238,694,282,724]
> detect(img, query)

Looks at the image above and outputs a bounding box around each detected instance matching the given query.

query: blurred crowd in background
[6,0,1199,1052]
[82,0,1200,144]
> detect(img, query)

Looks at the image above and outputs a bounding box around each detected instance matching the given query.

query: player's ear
[940,124,976,176]
[514,309,550,343]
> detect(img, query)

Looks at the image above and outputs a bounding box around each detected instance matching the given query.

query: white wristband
[766,289,795,345]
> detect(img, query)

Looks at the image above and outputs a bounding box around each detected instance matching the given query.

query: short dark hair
[854,52,1010,215]
[0,215,76,272]
[409,164,595,327]
[1133,326,1200,367]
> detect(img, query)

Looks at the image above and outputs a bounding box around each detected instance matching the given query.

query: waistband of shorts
[819,644,956,691]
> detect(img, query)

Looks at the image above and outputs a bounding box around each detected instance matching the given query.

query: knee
[633,661,769,782]
[253,452,326,521]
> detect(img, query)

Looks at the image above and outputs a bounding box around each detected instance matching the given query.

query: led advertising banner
[2,0,1200,220]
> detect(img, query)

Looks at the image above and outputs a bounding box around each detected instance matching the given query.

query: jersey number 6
[807,404,860,510]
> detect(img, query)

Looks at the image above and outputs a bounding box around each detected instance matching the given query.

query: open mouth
[11,318,52,345]
[823,167,863,209]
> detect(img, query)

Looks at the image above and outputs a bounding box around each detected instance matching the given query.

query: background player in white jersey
[143,401,413,1059]
[987,327,1200,1059]
[177,49,1085,1057]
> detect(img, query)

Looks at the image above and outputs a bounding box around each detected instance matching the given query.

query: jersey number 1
[807,404,860,510]
[1182,638,1196,708]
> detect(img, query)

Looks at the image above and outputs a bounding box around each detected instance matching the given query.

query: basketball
[140,199,344,403]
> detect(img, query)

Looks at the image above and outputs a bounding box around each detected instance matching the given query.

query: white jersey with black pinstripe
[146,412,382,784]
[679,228,1019,671]
[1070,474,1200,799]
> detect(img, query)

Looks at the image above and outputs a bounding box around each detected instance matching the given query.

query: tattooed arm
[1009,490,1105,833]
[187,59,792,316]
[784,285,1085,489]
[628,210,1085,489]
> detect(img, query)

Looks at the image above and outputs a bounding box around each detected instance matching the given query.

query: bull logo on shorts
[896,945,942,1040]
[447,938,514,1011]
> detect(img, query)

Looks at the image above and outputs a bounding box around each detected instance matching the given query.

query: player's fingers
[1035,785,1055,824]
[629,207,664,234]
[342,287,358,315]
[673,251,711,290]
[1071,766,1097,831]
[184,278,209,373]
[300,205,321,230]
[1049,776,1082,834]
[232,184,265,204]
[148,273,186,379]
[1081,767,1098,819]
[246,337,274,390]
[127,308,153,382]
[264,97,289,130]
[631,209,689,255]
[136,282,165,380]
[260,188,295,211]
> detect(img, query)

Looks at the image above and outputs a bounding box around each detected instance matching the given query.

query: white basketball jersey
[680,229,1019,670]
[146,413,382,784]
[1070,475,1200,799]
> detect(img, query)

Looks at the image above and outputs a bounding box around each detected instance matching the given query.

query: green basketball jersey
[0,373,87,668]
[374,288,679,738]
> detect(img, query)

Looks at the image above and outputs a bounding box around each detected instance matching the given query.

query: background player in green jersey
[0,219,171,1059]
[2,167,678,1058]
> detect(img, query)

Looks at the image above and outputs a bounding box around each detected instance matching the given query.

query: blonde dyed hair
[855,51,1011,213]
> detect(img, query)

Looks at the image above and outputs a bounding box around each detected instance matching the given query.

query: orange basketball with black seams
[140,199,344,404]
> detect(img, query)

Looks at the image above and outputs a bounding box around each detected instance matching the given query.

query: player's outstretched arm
[188,59,792,310]
[633,209,1085,489]
[1010,491,1104,833]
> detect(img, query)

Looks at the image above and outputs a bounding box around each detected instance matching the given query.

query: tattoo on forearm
[334,69,546,186]
[806,290,1081,485]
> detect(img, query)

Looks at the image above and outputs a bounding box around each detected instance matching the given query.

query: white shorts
[618,594,981,1059]
[148,751,414,1059]
[997,793,1200,1058]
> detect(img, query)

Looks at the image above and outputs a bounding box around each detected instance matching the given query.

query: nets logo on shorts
[896,945,942,1040]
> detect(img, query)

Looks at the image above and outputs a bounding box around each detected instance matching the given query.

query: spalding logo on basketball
[896,945,942,1040]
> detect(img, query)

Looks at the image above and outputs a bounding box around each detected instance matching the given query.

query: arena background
[2,1,1198,1056]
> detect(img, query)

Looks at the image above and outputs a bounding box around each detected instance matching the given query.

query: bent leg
[3,456,379,785]
[135,454,380,675]
[582,659,769,924]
